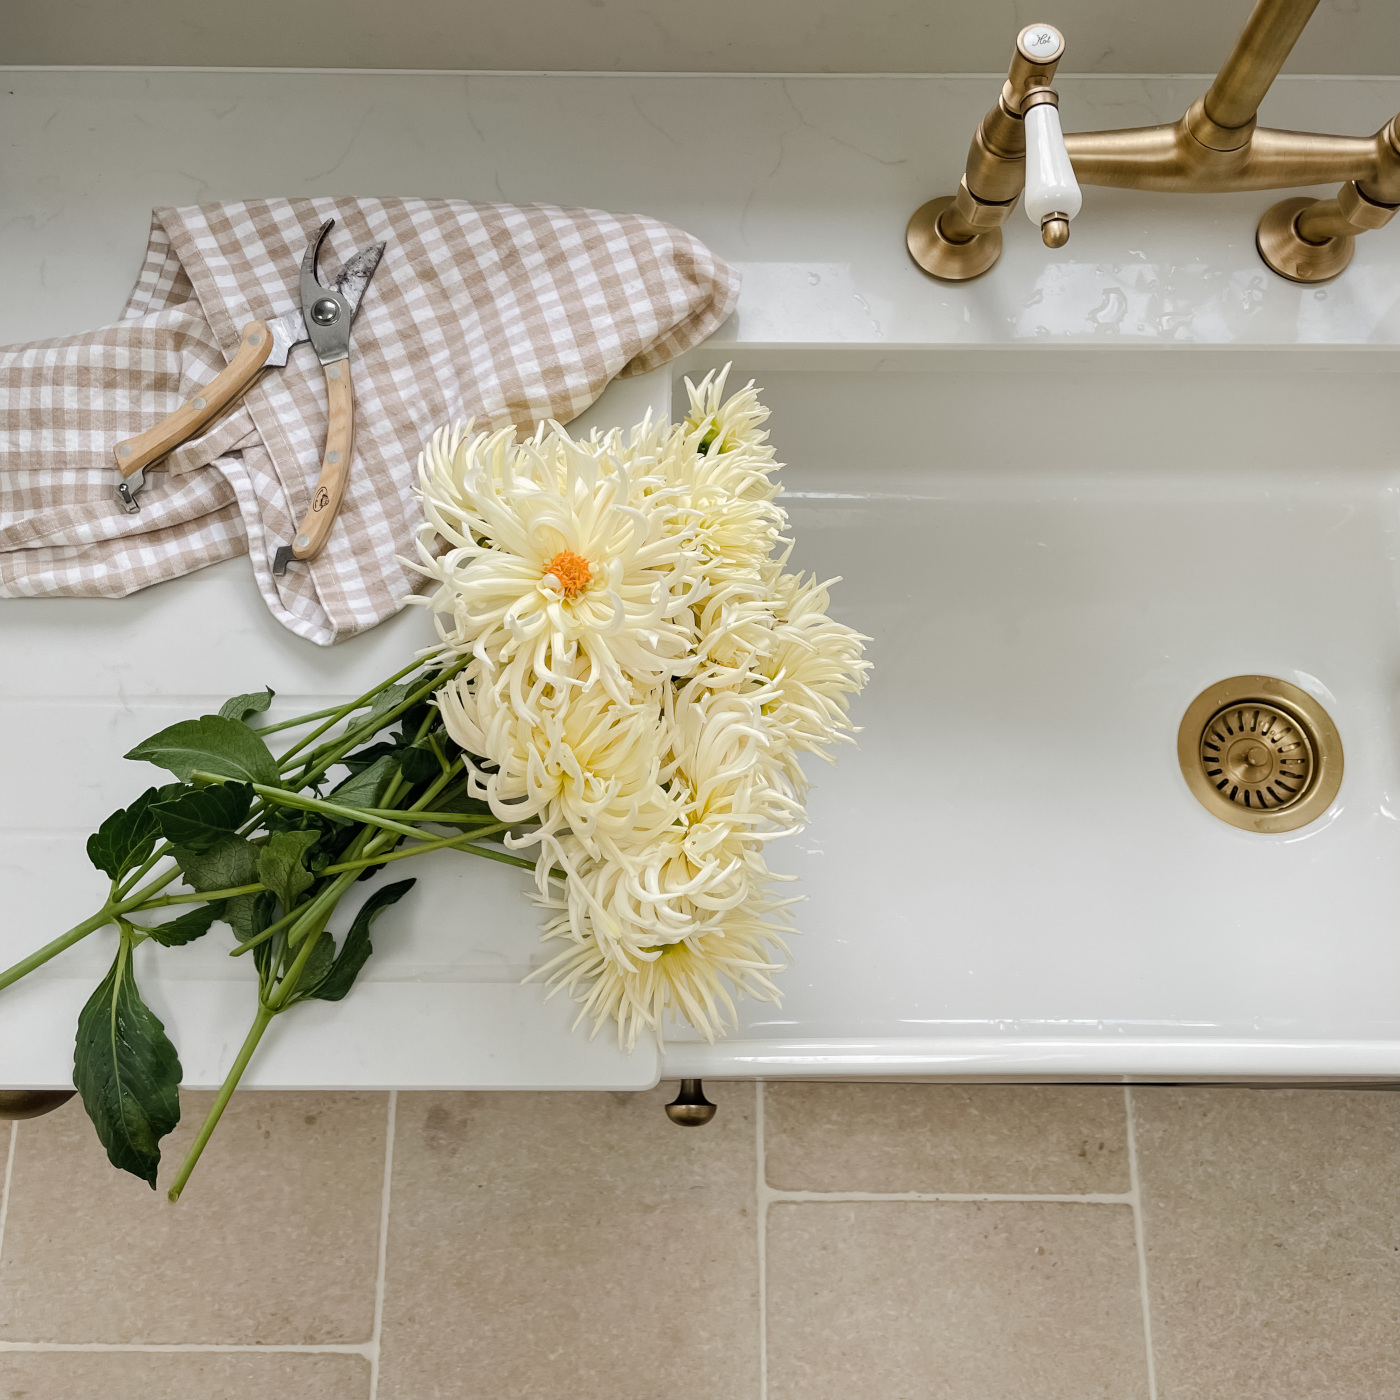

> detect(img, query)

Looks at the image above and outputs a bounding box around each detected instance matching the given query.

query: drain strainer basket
[1178,676,1343,833]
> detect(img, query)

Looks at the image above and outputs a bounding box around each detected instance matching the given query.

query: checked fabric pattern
[0,199,740,644]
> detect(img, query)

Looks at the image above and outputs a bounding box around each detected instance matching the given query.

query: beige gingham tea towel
[0,198,740,644]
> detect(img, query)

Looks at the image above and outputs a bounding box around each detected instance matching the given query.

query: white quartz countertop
[4,68,1400,1089]
[4,69,1400,349]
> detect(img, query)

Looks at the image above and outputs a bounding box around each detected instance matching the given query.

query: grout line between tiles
[766,1189,1135,1204]
[0,1122,16,1270]
[368,1089,397,1400]
[0,1342,374,1354]
[1124,1087,1160,1400]
[755,1080,768,1400]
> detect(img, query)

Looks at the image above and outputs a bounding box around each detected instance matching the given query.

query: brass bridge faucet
[907,0,1400,285]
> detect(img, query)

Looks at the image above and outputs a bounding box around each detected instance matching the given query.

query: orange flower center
[543,550,592,598]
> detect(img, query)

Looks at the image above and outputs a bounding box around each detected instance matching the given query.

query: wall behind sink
[4,0,1400,74]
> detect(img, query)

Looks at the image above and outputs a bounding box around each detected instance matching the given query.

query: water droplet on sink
[1088,287,1128,331]
[808,272,821,285]
[1314,289,1328,300]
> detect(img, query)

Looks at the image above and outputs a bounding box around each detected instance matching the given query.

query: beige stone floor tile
[0,1091,387,1344]
[764,1083,1130,1194]
[1131,1086,1400,1400]
[377,1084,760,1400]
[767,1200,1149,1400]
[0,1350,369,1400]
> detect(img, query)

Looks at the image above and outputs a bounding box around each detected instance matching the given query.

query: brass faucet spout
[1204,0,1321,132]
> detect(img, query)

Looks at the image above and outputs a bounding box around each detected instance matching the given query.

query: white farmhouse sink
[664,346,1400,1082]
[4,348,1398,1089]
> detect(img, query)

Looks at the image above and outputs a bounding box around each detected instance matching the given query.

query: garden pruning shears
[114,219,385,577]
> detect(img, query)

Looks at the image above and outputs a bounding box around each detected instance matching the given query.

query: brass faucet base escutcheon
[1178,675,1343,834]
[906,197,1002,282]
[1256,196,1355,283]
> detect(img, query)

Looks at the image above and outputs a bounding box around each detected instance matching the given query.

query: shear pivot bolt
[311,297,340,325]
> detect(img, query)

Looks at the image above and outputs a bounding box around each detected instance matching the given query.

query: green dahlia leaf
[257,830,319,911]
[398,742,441,785]
[227,890,277,947]
[307,879,415,1003]
[85,784,185,882]
[300,930,337,992]
[327,754,399,818]
[125,715,280,787]
[73,938,182,1189]
[363,681,417,732]
[338,741,398,778]
[146,901,226,948]
[217,687,275,724]
[151,782,253,853]
[434,783,493,819]
[173,834,260,895]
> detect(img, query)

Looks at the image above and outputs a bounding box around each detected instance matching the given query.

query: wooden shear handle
[287,359,354,563]
[113,322,274,479]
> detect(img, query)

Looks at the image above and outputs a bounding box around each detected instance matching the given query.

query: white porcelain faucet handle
[1023,100,1082,247]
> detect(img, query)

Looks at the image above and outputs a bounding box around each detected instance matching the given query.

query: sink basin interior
[670,347,1400,1049]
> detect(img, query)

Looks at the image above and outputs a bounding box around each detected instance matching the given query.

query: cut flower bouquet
[0,369,868,1197]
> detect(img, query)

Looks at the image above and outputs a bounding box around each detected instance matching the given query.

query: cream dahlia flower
[415,422,696,710]
[437,671,673,851]
[532,889,793,1048]
[683,365,775,460]
[412,369,868,1047]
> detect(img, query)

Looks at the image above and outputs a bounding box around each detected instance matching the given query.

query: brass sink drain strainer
[1178,676,1343,833]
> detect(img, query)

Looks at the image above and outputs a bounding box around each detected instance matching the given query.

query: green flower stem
[170,707,481,1196]
[166,1003,274,1204]
[249,785,439,844]
[0,864,185,992]
[426,841,541,874]
[322,824,519,873]
[290,656,470,790]
[226,764,438,962]
[276,656,429,769]
[252,701,369,737]
[225,899,304,959]
[0,907,117,993]
[166,823,354,1196]
[355,809,496,825]
[134,881,267,909]
[115,846,169,900]
[274,811,389,961]
[274,771,430,955]
[403,761,467,814]
[282,870,362,953]
[226,877,350,960]
[265,893,346,1012]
